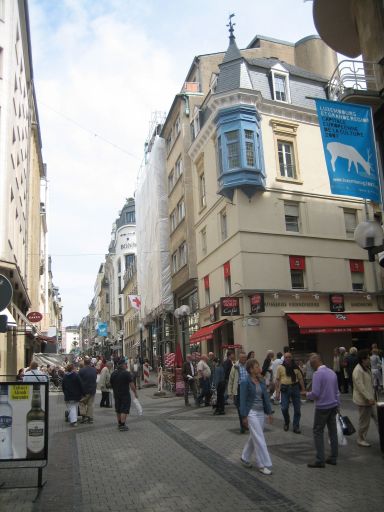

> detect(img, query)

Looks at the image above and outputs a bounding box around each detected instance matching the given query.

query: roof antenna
[227,13,236,39]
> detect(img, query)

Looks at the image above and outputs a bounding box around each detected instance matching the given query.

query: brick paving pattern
[0,383,382,512]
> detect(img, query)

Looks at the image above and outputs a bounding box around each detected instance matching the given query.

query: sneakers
[259,467,272,475]
[325,458,337,465]
[119,425,129,431]
[283,423,289,431]
[70,422,77,427]
[357,439,371,447]
[240,457,252,468]
[293,427,301,434]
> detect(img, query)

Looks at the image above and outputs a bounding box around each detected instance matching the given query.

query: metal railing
[327,59,380,101]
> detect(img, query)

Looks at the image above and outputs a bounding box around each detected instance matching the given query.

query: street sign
[27,312,43,323]
[0,274,13,311]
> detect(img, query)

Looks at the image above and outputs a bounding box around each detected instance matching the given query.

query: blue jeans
[280,384,301,429]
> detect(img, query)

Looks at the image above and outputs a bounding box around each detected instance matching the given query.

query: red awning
[189,320,227,344]
[287,313,384,334]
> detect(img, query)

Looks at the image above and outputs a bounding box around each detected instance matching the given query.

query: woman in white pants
[62,364,83,426]
[240,358,273,475]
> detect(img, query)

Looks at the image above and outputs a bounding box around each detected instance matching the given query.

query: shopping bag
[336,415,348,446]
[133,397,143,416]
[338,414,356,436]
[210,386,217,407]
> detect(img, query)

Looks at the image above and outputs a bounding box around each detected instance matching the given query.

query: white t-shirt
[23,370,49,383]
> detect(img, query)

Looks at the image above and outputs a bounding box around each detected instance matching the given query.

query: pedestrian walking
[270,351,283,402]
[352,350,378,447]
[182,354,198,406]
[228,352,248,432]
[196,355,211,406]
[23,361,49,383]
[346,347,358,392]
[370,347,382,396]
[62,364,83,426]
[339,347,349,393]
[333,348,343,392]
[99,361,113,407]
[261,350,274,392]
[223,350,235,402]
[110,359,138,431]
[212,359,226,415]
[239,358,273,475]
[306,353,340,468]
[78,357,97,424]
[275,352,305,433]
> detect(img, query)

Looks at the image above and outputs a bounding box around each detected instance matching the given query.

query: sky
[28,0,318,326]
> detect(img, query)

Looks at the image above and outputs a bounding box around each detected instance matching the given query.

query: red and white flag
[129,295,142,310]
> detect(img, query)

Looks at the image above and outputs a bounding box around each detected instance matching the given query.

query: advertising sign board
[250,293,265,314]
[0,382,48,461]
[220,297,240,316]
[315,99,381,203]
[330,294,345,313]
[27,312,43,323]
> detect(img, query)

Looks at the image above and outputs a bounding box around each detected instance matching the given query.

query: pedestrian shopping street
[0,384,382,512]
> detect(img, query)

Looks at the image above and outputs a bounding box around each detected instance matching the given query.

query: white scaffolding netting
[136,135,173,323]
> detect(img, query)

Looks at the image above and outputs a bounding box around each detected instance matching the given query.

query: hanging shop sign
[27,312,43,323]
[220,297,240,316]
[249,293,265,314]
[315,99,380,203]
[330,294,345,313]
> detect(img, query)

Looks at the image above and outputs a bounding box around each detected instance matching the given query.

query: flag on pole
[129,295,142,310]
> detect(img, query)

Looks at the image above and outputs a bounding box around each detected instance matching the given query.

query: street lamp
[354,219,384,264]
[174,305,190,359]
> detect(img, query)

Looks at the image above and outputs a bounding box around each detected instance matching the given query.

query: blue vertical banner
[315,99,381,203]
[96,323,108,336]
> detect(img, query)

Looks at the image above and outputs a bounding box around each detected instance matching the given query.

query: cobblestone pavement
[0,380,382,512]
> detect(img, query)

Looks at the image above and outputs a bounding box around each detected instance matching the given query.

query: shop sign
[222,344,242,349]
[220,297,240,316]
[27,312,43,323]
[250,293,265,314]
[330,294,345,312]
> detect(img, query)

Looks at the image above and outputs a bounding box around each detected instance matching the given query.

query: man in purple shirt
[306,353,340,468]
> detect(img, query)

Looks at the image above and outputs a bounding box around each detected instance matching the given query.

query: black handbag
[338,414,356,436]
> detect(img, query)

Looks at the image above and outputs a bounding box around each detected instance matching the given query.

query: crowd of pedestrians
[181,344,383,475]
[19,342,383,473]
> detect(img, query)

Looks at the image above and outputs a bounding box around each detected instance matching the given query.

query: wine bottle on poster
[26,384,45,459]
[0,384,13,459]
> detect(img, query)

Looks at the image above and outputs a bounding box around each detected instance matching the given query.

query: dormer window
[271,64,291,103]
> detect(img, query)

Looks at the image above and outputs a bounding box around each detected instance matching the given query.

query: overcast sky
[28,0,317,326]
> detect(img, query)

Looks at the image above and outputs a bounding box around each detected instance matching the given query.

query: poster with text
[316,99,381,203]
[0,382,48,461]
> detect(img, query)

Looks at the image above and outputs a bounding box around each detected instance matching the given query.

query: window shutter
[289,255,305,270]
[223,261,231,278]
[350,260,364,273]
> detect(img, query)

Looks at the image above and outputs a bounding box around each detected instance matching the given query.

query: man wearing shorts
[110,359,138,431]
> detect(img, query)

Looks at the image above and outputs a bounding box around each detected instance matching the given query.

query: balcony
[327,60,383,110]
[182,82,200,93]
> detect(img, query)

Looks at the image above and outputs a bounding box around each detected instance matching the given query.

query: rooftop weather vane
[227,13,236,38]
